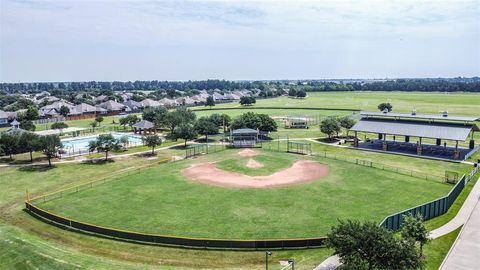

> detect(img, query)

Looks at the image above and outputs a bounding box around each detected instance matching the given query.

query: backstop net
[185,144,207,158]
[287,141,311,155]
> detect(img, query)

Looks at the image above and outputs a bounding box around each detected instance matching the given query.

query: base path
[182,160,329,188]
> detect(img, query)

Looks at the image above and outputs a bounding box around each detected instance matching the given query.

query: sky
[0,0,479,82]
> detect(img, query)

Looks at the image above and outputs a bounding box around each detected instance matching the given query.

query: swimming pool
[61,133,144,153]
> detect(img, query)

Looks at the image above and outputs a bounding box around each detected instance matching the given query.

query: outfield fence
[24,147,479,249]
[380,164,479,231]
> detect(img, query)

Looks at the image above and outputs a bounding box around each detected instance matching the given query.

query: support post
[354,131,358,147]
[417,137,423,155]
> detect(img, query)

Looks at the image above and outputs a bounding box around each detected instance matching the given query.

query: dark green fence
[380,174,466,230]
[25,202,326,250]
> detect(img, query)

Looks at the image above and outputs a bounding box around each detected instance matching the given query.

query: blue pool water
[62,133,143,151]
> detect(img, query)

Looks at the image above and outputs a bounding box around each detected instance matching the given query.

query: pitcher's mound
[246,159,263,168]
[238,149,258,157]
[182,160,329,188]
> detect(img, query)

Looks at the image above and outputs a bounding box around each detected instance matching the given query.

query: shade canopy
[360,111,479,122]
[132,120,154,129]
[350,118,475,141]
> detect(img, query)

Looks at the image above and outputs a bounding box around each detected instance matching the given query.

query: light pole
[265,251,272,270]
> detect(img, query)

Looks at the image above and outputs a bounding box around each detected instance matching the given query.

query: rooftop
[350,118,477,141]
[360,111,480,122]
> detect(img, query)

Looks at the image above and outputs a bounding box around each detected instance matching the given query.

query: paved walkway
[440,190,480,269]
[315,177,480,270]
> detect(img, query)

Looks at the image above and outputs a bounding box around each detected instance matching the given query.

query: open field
[193,91,480,116]
[1,91,479,269]
[37,149,451,239]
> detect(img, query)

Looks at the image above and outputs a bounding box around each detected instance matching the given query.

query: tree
[378,102,393,112]
[339,116,356,137]
[88,134,120,161]
[296,90,306,98]
[59,105,70,117]
[38,135,62,166]
[50,122,68,129]
[142,107,167,128]
[20,120,36,131]
[401,213,430,256]
[0,132,20,159]
[95,115,104,126]
[25,105,39,121]
[119,135,129,150]
[230,112,277,132]
[209,113,231,133]
[239,96,256,106]
[194,117,219,140]
[19,132,40,162]
[327,220,422,270]
[143,134,162,154]
[320,117,341,139]
[119,114,139,130]
[174,124,198,147]
[90,121,98,131]
[288,88,297,97]
[205,96,215,108]
[165,107,196,135]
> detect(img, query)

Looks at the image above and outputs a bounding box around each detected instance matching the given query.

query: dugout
[285,115,309,129]
[350,111,480,161]
[228,128,260,148]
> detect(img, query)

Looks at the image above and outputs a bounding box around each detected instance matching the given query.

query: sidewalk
[315,177,480,270]
[440,194,480,269]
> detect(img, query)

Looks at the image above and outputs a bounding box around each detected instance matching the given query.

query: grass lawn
[193,92,480,116]
[38,149,451,239]
[423,227,461,270]
[0,155,334,270]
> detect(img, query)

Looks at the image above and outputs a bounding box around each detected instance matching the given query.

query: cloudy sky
[1,0,479,82]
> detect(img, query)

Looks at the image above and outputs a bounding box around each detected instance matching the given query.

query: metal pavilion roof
[350,118,476,141]
[360,111,480,122]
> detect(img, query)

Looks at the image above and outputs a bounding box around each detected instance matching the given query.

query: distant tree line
[1,78,479,94]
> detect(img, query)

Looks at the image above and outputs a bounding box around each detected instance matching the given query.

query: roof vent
[382,108,389,114]
[442,111,448,117]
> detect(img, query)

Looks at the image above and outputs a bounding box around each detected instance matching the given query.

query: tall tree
[142,134,162,154]
[205,96,215,108]
[164,107,196,135]
[320,117,341,139]
[378,102,393,112]
[59,105,70,117]
[95,115,104,126]
[25,105,39,121]
[194,117,219,140]
[88,134,120,161]
[174,124,198,147]
[38,135,62,166]
[19,132,40,162]
[401,213,430,256]
[339,116,356,137]
[0,132,20,159]
[89,121,98,131]
[20,120,36,131]
[327,220,422,270]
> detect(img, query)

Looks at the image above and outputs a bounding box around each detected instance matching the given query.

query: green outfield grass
[38,149,451,239]
[1,91,478,269]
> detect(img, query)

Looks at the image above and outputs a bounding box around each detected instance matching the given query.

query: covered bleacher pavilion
[350,111,480,161]
[228,128,259,148]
